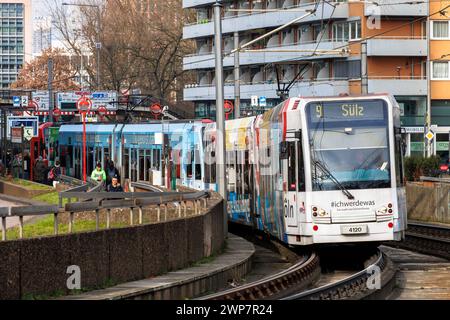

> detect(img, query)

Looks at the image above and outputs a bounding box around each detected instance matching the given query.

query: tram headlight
[376,204,394,222]
[312,206,331,223]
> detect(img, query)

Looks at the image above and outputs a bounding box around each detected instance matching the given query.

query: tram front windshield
[306,99,391,191]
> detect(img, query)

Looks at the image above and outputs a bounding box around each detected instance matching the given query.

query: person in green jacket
[91,162,106,182]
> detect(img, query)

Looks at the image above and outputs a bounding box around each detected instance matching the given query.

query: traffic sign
[32,91,50,110]
[426,131,434,141]
[97,106,107,118]
[259,96,267,107]
[224,100,234,114]
[53,108,61,119]
[150,103,162,115]
[23,127,33,141]
[77,96,92,113]
[21,96,29,107]
[251,95,258,107]
[13,96,21,107]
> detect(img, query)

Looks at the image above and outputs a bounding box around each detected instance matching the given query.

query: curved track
[198,253,320,300]
[284,249,396,300]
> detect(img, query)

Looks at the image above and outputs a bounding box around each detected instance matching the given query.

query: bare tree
[48,0,195,104]
[11,48,79,90]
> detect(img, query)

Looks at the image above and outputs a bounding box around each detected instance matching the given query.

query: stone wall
[0,198,225,299]
[406,182,450,224]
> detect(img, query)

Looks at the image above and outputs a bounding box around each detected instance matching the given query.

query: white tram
[221,94,407,245]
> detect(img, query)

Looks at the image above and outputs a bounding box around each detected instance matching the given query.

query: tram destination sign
[307,100,386,124]
[56,91,118,111]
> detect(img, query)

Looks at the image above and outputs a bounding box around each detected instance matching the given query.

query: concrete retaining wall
[0,198,225,299]
[0,180,52,199]
[406,182,450,224]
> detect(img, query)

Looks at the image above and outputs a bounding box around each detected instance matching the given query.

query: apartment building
[182,0,450,160]
[0,0,31,88]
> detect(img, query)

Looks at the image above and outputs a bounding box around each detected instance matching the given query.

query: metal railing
[1,190,211,241]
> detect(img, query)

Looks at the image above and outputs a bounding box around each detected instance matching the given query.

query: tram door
[281,139,299,232]
[131,148,137,182]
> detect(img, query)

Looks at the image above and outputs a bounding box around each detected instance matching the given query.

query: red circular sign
[150,103,162,115]
[77,96,92,113]
[53,108,61,119]
[224,100,234,114]
[98,106,107,116]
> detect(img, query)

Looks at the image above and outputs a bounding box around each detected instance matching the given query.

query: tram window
[298,138,305,192]
[124,149,129,179]
[195,149,201,180]
[288,142,296,191]
[187,150,193,178]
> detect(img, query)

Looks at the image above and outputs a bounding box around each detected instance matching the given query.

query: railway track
[395,221,450,260]
[198,253,320,300]
[284,249,396,300]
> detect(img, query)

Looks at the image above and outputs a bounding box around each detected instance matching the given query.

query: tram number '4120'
[284,199,294,218]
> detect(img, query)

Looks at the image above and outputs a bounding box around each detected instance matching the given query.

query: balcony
[183,0,215,8]
[184,40,348,70]
[364,1,427,16]
[368,77,427,96]
[183,79,350,101]
[366,37,427,56]
[183,1,348,39]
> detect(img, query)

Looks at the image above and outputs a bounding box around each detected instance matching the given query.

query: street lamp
[62,2,101,90]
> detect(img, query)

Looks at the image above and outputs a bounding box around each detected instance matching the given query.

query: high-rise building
[32,15,52,57]
[182,0,450,159]
[0,0,31,88]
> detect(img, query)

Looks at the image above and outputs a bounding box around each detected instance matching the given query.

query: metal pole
[82,113,87,182]
[213,2,227,237]
[96,8,100,89]
[233,31,240,119]
[361,41,368,94]
[48,58,53,121]
[426,14,431,157]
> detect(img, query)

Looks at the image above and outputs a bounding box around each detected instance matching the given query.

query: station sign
[7,116,39,139]
[12,96,21,107]
[11,127,22,143]
[56,91,118,111]
[32,91,50,111]
[259,96,267,107]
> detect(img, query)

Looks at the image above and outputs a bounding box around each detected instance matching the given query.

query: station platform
[59,233,255,300]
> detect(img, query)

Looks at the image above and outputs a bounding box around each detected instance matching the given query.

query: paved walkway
[0,196,43,230]
[59,234,255,300]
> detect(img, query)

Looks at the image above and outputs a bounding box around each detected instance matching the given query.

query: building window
[431,61,450,80]
[432,21,450,39]
[332,21,360,41]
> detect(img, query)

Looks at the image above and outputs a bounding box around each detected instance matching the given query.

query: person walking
[11,153,22,179]
[23,152,30,180]
[34,156,47,184]
[106,174,123,192]
[106,160,119,187]
[91,162,106,183]
[48,160,62,187]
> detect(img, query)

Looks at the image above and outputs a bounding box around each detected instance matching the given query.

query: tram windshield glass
[306,99,391,190]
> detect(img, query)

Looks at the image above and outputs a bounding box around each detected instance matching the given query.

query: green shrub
[404,155,440,181]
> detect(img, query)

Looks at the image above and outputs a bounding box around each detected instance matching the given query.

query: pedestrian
[23,152,31,180]
[91,162,106,183]
[106,174,123,192]
[48,160,62,187]
[11,153,22,179]
[106,160,119,186]
[34,156,47,184]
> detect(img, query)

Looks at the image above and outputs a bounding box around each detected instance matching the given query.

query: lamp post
[77,96,92,182]
[62,2,101,90]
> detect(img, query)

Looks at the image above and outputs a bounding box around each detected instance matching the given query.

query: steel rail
[198,252,320,300]
[283,249,393,300]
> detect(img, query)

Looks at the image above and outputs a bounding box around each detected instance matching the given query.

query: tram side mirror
[280,141,288,159]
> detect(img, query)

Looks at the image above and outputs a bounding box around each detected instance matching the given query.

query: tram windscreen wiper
[313,159,355,200]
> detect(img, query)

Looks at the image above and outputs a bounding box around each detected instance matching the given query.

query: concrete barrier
[406,182,450,224]
[0,197,225,299]
[0,180,53,199]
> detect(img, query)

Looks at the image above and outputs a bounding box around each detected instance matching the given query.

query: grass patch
[1,178,52,191]
[6,214,128,240]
